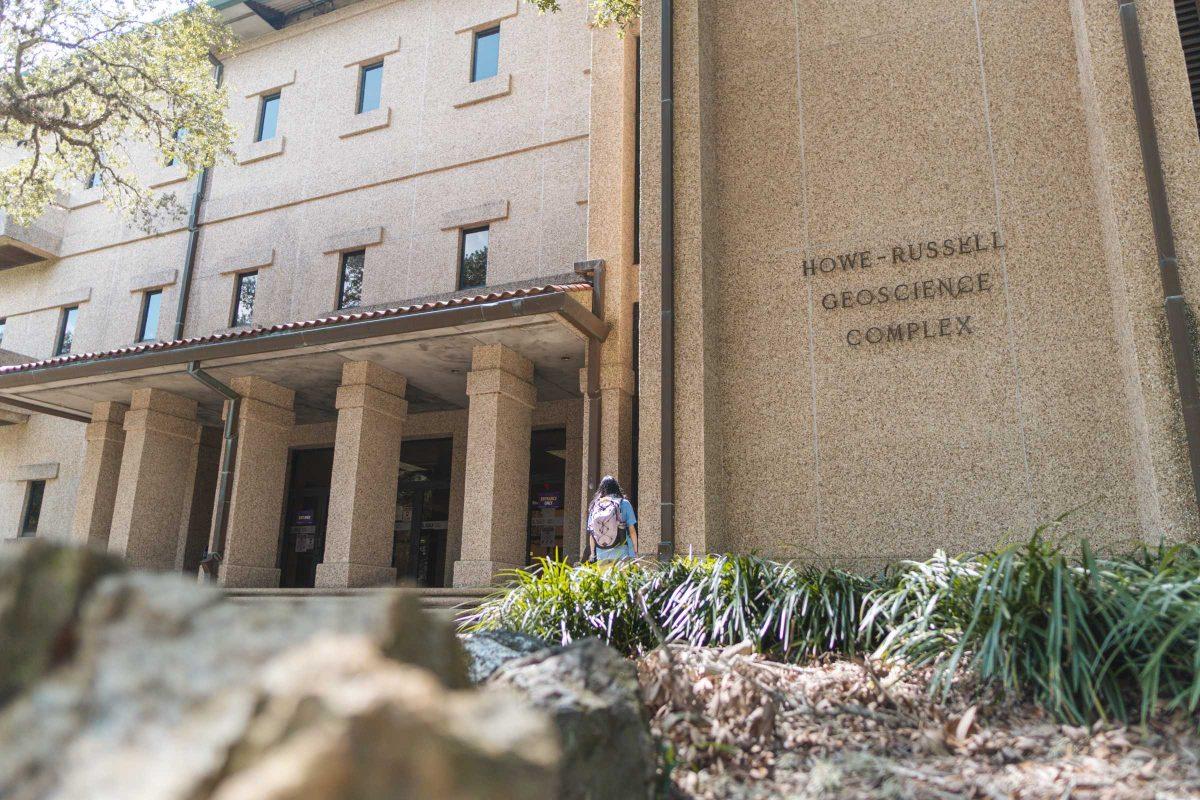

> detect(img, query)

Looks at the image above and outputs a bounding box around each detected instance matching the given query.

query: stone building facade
[4,0,1200,585]
[637,0,1200,565]
[0,0,640,587]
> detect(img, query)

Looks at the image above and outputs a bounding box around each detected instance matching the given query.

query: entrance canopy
[0,283,604,425]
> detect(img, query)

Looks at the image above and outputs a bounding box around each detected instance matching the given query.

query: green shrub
[460,554,878,660]
[865,529,1200,725]
[462,531,1200,727]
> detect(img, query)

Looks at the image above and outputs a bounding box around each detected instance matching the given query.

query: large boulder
[460,629,552,683]
[0,545,556,800]
[0,539,123,705]
[489,638,657,800]
[202,637,558,800]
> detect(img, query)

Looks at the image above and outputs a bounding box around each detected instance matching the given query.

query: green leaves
[0,0,235,228]
[523,0,641,31]
[460,554,878,662]
[465,530,1200,728]
[868,530,1200,727]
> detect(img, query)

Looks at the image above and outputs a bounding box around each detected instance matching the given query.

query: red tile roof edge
[0,283,591,376]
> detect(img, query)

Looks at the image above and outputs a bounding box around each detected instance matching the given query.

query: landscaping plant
[461,554,878,661]
[463,528,1200,726]
[867,529,1200,726]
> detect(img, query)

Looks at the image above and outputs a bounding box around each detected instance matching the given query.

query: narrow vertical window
[633,35,641,265]
[471,27,500,82]
[84,171,101,189]
[256,93,281,142]
[0,317,6,347]
[55,306,78,356]
[357,62,384,114]
[137,289,162,343]
[458,226,489,289]
[232,271,258,326]
[338,250,365,309]
[20,480,45,537]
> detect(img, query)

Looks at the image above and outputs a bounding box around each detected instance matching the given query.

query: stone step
[222,586,495,614]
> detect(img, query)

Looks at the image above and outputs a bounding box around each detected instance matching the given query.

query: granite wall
[639,0,1200,563]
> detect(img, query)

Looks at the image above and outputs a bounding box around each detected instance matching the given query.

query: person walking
[585,475,638,561]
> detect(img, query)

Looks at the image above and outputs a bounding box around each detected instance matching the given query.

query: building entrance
[280,447,334,588]
[392,437,453,587]
[526,428,567,563]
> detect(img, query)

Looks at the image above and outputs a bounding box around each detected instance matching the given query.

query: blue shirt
[594,497,637,560]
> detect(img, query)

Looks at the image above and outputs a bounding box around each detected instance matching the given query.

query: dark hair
[591,474,624,507]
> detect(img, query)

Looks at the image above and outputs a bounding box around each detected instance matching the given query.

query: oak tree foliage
[526,0,640,32]
[0,0,235,229]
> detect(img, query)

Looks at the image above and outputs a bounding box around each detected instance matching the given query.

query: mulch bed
[637,645,1200,799]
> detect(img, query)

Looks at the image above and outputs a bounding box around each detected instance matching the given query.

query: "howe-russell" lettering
[801,231,1004,277]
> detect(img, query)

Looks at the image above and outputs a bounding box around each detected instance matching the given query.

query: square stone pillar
[219,376,295,588]
[108,389,200,571]
[453,344,536,587]
[175,426,221,574]
[580,363,637,491]
[70,401,128,550]
[316,362,407,588]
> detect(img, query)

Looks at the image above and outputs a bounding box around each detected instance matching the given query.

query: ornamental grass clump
[461,554,878,661]
[865,528,1200,726]
[645,556,878,660]
[462,530,1200,727]
[463,556,659,654]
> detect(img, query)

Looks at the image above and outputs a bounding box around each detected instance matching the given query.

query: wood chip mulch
[637,644,1200,799]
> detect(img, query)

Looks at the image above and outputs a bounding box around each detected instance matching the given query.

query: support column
[579,364,638,551]
[70,401,127,550]
[316,362,407,588]
[581,364,637,488]
[219,376,294,588]
[175,426,221,574]
[453,344,536,587]
[563,400,584,563]
[108,389,200,570]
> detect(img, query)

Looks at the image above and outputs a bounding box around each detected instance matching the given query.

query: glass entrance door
[280,447,334,588]
[527,428,567,563]
[391,437,453,587]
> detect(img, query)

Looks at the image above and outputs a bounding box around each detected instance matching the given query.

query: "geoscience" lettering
[822,272,992,311]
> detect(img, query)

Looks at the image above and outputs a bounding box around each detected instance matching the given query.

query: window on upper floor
[458,226,489,289]
[55,306,78,356]
[472,27,500,83]
[83,171,101,189]
[357,62,384,114]
[256,93,281,142]
[0,318,6,347]
[338,250,365,309]
[20,480,45,537]
[136,289,162,343]
[232,271,258,327]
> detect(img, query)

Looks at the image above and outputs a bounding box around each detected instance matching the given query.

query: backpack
[587,496,626,549]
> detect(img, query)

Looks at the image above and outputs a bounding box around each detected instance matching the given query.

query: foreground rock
[490,638,657,800]
[203,638,557,800]
[460,629,551,683]
[0,540,557,800]
[0,540,123,704]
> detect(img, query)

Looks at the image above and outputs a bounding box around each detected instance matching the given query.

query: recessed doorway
[392,437,453,587]
[280,447,334,588]
[527,428,567,563]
